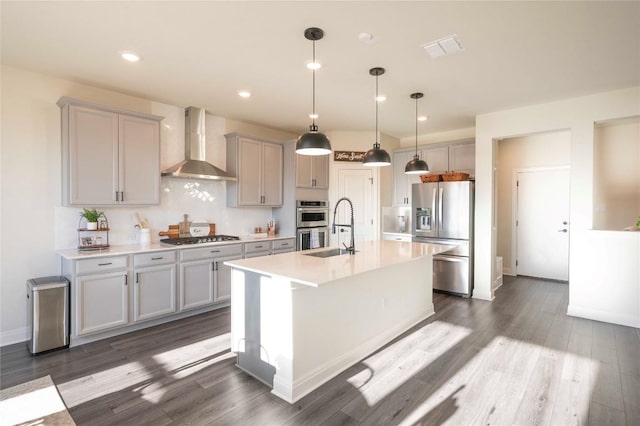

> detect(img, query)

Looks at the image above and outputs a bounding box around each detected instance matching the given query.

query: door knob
[558,229,568,233]
[562,221,568,225]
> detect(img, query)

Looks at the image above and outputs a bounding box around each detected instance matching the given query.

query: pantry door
[331,164,378,248]
[516,167,570,281]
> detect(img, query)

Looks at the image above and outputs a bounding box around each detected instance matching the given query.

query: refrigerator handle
[432,187,437,228]
[438,186,444,230]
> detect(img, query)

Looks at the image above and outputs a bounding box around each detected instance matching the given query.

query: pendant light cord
[375,73,379,148]
[312,39,316,128]
[414,95,419,159]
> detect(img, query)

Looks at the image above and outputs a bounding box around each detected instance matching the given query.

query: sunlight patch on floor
[397,337,599,425]
[346,321,472,407]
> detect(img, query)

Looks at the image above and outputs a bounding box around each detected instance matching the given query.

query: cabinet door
[312,155,329,189]
[422,146,449,174]
[237,139,263,205]
[393,151,421,206]
[262,142,283,206]
[448,143,475,175]
[133,264,176,322]
[119,115,161,204]
[75,271,128,336]
[68,105,119,205]
[214,254,243,302]
[180,259,214,310]
[295,154,313,188]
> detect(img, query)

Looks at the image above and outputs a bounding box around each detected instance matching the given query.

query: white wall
[593,117,640,230]
[476,86,640,328]
[399,127,475,148]
[0,65,297,345]
[326,130,400,233]
[496,131,571,274]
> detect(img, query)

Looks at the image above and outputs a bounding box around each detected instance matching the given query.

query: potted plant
[80,208,104,230]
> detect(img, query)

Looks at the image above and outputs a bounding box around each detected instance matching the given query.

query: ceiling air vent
[422,34,464,58]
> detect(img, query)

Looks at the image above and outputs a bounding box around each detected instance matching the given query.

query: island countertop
[224,239,452,287]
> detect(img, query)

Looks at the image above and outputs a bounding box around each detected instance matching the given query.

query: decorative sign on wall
[334,151,366,162]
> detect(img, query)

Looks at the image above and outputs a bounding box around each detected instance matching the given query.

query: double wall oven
[296,200,329,250]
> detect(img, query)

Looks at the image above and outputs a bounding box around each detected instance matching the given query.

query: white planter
[86,222,98,230]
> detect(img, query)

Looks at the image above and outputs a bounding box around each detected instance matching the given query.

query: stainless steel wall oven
[296,200,329,250]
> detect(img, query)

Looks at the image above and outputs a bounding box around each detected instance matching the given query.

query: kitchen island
[225,239,451,403]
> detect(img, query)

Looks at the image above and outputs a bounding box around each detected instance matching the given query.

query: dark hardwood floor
[2,276,639,425]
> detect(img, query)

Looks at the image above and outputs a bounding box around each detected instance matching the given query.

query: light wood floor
[2,276,639,425]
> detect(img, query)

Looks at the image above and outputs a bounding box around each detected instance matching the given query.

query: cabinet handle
[115,191,119,202]
[255,245,263,248]
[98,262,113,266]
[212,262,218,271]
[124,275,127,286]
[151,257,163,260]
[136,273,139,283]
[210,250,220,253]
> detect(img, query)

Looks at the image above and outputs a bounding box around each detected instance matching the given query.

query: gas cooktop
[160,235,240,245]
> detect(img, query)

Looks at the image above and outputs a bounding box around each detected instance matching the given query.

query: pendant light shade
[405,92,430,175]
[363,67,391,167]
[296,27,331,156]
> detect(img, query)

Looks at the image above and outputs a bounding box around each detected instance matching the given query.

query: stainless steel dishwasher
[26,276,70,355]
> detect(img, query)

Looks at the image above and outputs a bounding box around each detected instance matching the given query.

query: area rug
[0,375,76,425]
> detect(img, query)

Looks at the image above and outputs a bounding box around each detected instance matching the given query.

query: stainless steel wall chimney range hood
[161,107,236,181]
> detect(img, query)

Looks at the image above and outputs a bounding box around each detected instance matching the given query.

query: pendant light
[362,67,391,167]
[405,92,430,174]
[296,27,332,156]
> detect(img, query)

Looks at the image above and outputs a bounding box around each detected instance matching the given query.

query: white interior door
[333,167,376,248]
[516,168,570,281]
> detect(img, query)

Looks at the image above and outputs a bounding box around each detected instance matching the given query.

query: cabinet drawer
[180,244,242,262]
[76,255,128,275]
[244,241,272,254]
[134,251,176,267]
[272,238,295,250]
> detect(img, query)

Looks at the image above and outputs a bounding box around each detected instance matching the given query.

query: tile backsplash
[55,178,274,249]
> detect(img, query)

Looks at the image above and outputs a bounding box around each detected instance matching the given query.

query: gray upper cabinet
[448,142,475,175]
[226,133,283,207]
[58,97,162,206]
[392,140,475,206]
[392,151,421,206]
[421,146,449,174]
[296,154,329,189]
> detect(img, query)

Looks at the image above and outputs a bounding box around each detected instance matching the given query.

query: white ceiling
[2,1,639,139]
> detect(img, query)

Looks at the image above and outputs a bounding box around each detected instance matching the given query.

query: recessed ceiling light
[418,116,428,121]
[120,51,142,62]
[376,95,387,102]
[306,61,321,70]
[238,90,251,98]
[309,113,319,119]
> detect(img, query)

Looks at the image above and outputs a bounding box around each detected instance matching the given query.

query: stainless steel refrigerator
[412,181,474,297]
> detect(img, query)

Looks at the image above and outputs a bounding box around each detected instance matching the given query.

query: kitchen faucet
[332,197,355,255]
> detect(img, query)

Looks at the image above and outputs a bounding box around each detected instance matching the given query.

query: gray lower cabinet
[65,255,129,337]
[244,238,296,258]
[272,238,295,254]
[179,244,243,310]
[132,251,177,322]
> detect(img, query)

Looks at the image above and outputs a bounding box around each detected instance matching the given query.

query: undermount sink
[303,248,352,258]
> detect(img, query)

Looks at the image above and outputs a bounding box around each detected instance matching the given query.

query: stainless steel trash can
[27,276,70,355]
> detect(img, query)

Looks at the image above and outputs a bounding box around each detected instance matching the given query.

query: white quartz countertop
[57,234,295,260]
[224,239,453,287]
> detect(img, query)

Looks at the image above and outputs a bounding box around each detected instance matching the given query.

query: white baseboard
[503,267,515,276]
[567,304,640,329]
[1,327,28,347]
